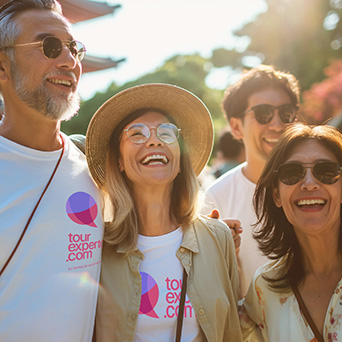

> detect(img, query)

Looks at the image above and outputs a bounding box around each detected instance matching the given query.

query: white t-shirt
[135,228,202,342]
[204,162,268,297]
[0,133,103,342]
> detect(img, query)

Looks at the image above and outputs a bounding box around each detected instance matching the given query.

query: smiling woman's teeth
[141,154,168,165]
[297,199,325,206]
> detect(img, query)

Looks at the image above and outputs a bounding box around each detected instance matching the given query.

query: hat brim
[86,83,213,189]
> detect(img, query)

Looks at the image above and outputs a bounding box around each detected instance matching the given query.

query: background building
[0,0,125,73]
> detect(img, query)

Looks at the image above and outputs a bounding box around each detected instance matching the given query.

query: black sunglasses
[242,103,298,125]
[275,161,342,185]
[5,36,86,62]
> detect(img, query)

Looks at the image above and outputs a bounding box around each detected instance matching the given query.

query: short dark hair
[222,65,300,121]
[0,0,63,58]
[253,123,342,291]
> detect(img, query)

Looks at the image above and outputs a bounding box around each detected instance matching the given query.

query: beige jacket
[95,215,243,342]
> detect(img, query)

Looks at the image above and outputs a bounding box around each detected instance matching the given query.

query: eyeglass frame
[240,103,298,125]
[274,161,342,185]
[2,36,86,62]
[123,122,181,145]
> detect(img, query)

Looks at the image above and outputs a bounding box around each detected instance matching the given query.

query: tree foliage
[62,0,342,140]
[301,59,342,124]
[61,54,224,137]
[211,0,342,91]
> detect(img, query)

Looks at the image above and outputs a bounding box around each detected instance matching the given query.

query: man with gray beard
[0,1,103,341]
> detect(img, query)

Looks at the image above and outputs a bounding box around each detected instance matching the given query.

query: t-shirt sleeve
[200,188,219,215]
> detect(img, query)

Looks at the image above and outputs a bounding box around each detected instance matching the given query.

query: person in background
[211,130,245,179]
[0,1,103,341]
[197,164,216,189]
[86,83,242,341]
[241,123,342,342]
[204,65,300,297]
[0,97,4,120]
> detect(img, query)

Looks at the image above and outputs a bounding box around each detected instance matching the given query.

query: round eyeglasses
[4,36,86,62]
[123,123,181,144]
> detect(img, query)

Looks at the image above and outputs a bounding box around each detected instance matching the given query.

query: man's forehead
[247,87,290,103]
[14,9,73,41]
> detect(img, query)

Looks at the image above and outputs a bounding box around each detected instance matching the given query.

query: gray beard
[11,61,80,121]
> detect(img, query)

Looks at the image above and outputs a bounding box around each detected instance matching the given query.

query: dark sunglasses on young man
[124,123,181,145]
[275,161,342,185]
[4,36,86,62]
[242,103,298,125]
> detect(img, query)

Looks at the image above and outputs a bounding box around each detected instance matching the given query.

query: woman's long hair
[253,123,342,291]
[103,108,199,253]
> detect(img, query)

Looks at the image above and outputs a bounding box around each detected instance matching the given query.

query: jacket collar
[180,221,199,253]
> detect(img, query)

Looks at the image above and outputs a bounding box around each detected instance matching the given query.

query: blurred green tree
[211,0,342,91]
[61,53,225,138]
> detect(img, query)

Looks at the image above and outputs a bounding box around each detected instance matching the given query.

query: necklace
[0,135,65,277]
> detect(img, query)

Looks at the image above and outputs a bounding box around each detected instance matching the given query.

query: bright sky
[72,0,267,100]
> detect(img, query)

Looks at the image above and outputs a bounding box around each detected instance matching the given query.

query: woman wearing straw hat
[86,83,242,341]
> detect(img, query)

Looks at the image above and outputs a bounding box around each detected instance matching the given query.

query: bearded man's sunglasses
[3,36,86,62]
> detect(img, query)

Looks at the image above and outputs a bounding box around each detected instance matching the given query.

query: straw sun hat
[86,83,214,189]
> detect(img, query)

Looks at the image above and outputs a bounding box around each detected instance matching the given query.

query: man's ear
[0,53,10,83]
[273,187,282,208]
[229,117,243,140]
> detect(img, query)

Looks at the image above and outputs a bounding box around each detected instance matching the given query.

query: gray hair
[0,0,63,60]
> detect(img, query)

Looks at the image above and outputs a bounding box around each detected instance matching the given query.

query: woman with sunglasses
[86,83,242,341]
[241,123,342,342]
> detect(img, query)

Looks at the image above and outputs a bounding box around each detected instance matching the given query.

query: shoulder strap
[292,284,324,342]
[0,136,64,277]
[175,268,188,342]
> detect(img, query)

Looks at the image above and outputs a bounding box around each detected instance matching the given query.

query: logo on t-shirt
[164,276,192,318]
[65,192,102,267]
[139,272,195,319]
[66,192,98,227]
[140,272,160,318]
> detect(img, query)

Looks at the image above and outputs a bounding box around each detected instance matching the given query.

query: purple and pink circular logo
[139,272,159,318]
[66,192,98,227]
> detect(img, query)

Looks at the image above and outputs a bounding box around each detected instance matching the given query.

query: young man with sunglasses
[0,1,103,341]
[204,64,300,297]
